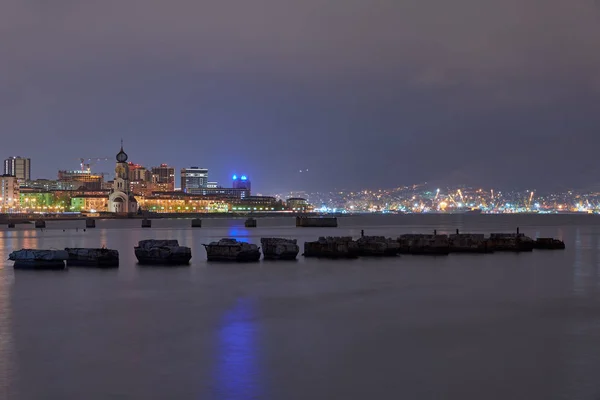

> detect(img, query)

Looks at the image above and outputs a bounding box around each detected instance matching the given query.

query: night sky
[2,0,600,193]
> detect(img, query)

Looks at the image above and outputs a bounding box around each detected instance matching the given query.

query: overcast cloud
[1,0,599,192]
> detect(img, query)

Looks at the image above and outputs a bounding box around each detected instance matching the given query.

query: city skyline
[1,149,255,191]
[6,146,600,195]
[2,1,600,193]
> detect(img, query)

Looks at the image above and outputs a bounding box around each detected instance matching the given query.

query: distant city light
[232,175,237,180]
[241,176,247,181]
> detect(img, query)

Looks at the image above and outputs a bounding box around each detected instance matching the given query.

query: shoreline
[0,211,594,225]
[0,212,343,224]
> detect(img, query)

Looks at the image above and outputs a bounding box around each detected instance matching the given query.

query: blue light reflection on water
[214,297,261,400]
[228,227,249,242]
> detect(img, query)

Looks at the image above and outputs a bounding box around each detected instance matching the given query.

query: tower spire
[116,141,128,163]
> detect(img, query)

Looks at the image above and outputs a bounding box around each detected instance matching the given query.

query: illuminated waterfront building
[4,156,31,181]
[231,196,283,211]
[0,174,19,212]
[136,193,229,213]
[286,197,309,212]
[181,167,209,194]
[191,187,249,199]
[70,195,109,212]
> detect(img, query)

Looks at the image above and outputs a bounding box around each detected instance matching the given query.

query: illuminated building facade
[287,197,309,212]
[71,195,109,212]
[189,187,249,199]
[58,170,103,190]
[232,175,251,194]
[128,163,151,182]
[4,157,31,181]
[136,193,229,213]
[231,196,283,211]
[151,164,175,191]
[0,174,19,212]
[181,167,209,194]
[20,179,78,191]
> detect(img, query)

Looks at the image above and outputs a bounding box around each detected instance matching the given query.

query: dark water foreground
[1,214,600,399]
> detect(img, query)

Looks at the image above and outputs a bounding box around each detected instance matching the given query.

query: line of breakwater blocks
[304,230,566,258]
[7,229,566,270]
[13,217,566,253]
[11,216,335,230]
[5,218,97,229]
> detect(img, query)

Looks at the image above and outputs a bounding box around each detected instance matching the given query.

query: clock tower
[108,142,138,214]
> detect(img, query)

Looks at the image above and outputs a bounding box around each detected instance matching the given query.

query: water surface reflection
[215,297,261,399]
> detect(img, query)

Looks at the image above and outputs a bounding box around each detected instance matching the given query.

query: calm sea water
[1,214,600,400]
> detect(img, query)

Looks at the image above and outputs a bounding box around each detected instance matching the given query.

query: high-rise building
[181,167,209,194]
[4,157,31,181]
[128,162,151,182]
[0,174,20,211]
[151,164,175,191]
[232,174,251,194]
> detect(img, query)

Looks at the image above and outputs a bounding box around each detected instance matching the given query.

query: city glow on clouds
[1,0,599,192]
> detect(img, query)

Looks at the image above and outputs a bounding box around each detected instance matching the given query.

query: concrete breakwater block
[303,236,358,258]
[261,238,299,260]
[356,236,399,256]
[397,234,450,255]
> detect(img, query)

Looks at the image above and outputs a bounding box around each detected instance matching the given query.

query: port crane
[447,193,459,208]
[457,189,465,204]
[526,191,535,211]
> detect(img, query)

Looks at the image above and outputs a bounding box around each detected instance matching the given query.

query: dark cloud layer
[1,0,599,192]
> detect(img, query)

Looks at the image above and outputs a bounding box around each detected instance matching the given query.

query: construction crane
[77,157,111,173]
